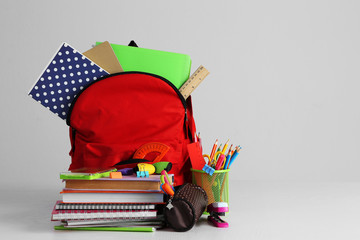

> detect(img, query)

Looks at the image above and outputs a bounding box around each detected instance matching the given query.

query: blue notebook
[29,43,109,120]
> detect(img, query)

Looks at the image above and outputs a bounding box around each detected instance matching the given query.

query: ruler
[179,65,209,99]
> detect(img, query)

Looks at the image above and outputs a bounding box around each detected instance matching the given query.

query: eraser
[110,172,123,179]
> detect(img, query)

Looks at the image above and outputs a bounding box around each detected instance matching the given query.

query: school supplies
[97,42,192,89]
[109,172,122,179]
[28,42,109,120]
[215,154,226,170]
[83,41,123,74]
[117,168,134,175]
[209,139,218,164]
[224,154,232,171]
[191,169,230,207]
[202,164,215,175]
[54,201,158,210]
[133,142,170,163]
[65,218,164,227]
[187,142,207,170]
[51,208,157,221]
[64,173,174,191]
[136,164,149,178]
[60,168,117,180]
[152,162,172,174]
[221,139,230,154]
[30,41,220,232]
[179,65,210,99]
[160,170,175,196]
[204,139,242,170]
[207,202,229,228]
[164,183,208,232]
[227,146,242,169]
[67,72,197,186]
[60,190,164,203]
[135,163,156,175]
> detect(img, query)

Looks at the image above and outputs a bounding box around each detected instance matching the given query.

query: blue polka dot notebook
[28,42,109,120]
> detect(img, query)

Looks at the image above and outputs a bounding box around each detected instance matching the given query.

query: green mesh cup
[191,168,230,210]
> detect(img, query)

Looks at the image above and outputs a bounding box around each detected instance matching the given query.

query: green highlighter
[60,168,117,180]
[96,42,192,89]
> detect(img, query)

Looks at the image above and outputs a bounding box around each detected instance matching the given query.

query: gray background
[1,0,360,239]
[1,0,359,188]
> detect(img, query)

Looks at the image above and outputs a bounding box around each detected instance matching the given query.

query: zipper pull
[166,198,174,210]
[184,109,190,139]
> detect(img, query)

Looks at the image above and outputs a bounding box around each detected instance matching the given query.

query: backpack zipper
[67,72,190,154]
[66,71,187,126]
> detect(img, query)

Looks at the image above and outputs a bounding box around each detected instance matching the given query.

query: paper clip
[136,164,149,178]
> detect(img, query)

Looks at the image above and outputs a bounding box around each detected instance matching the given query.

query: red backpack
[66,72,196,185]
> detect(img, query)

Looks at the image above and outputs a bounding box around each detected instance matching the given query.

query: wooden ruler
[179,65,209,99]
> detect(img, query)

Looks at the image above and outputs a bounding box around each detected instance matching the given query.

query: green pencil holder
[191,168,230,212]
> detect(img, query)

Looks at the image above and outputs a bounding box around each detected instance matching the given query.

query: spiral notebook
[52,209,157,221]
[55,201,157,210]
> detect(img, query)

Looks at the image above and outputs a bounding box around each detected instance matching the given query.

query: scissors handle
[203,154,211,165]
[161,170,171,185]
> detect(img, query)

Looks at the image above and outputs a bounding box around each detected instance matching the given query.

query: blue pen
[228,146,241,169]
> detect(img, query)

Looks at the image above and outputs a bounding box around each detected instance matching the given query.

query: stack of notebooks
[51,169,172,231]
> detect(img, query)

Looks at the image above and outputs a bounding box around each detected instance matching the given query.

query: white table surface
[1,181,359,240]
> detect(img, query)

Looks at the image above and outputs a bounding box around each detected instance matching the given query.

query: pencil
[214,144,222,162]
[209,139,218,163]
[226,144,233,156]
[223,145,233,169]
[221,139,230,154]
[228,146,242,169]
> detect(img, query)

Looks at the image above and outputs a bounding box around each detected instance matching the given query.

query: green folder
[96,42,192,89]
[60,168,117,180]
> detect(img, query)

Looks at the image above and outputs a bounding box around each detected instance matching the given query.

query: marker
[215,153,226,170]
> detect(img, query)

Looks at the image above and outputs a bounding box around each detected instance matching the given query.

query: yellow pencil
[221,139,230,154]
